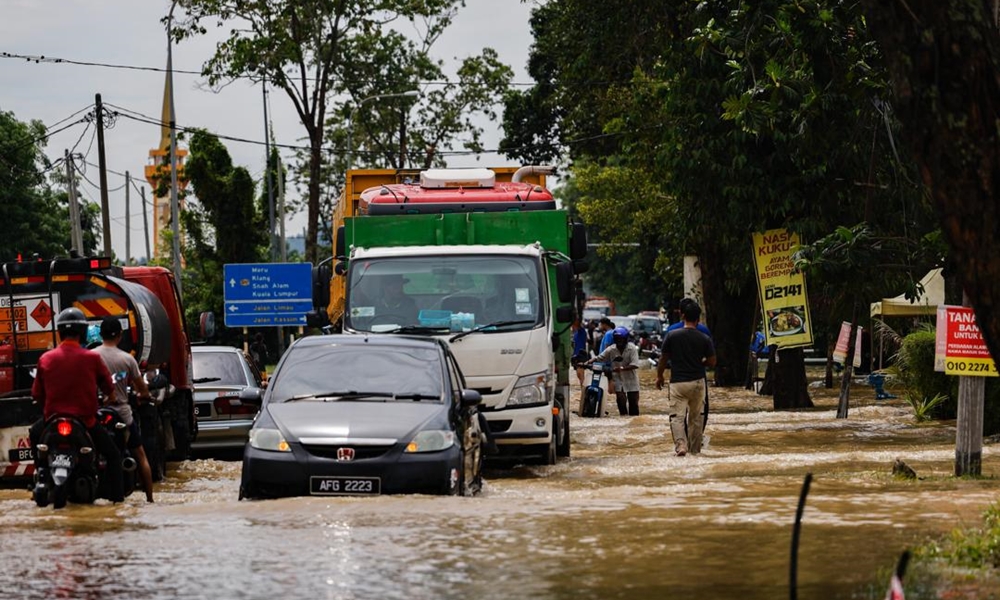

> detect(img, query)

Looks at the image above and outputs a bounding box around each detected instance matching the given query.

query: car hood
[266,401,445,442]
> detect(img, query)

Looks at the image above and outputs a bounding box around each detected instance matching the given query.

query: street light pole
[167,0,183,297]
[346,90,419,171]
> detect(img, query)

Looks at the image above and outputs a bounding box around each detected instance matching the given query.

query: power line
[107,103,506,157]
[0,51,538,87]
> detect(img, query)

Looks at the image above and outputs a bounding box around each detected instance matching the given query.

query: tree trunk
[772,348,814,410]
[863,1,1000,365]
[698,246,755,386]
[306,134,322,264]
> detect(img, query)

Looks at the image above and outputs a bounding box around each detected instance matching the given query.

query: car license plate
[7,448,34,462]
[310,476,381,496]
[194,403,212,418]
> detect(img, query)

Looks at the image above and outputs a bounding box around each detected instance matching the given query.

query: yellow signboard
[752,229,814,349]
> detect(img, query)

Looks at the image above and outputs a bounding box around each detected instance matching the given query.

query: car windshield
[192,351,248,386]
[344,255,543,334]
[268,344,444,402]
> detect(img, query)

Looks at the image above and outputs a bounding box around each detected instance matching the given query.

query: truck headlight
[508,371,548,407]
[405,430,455,453]
[249,428,291,452]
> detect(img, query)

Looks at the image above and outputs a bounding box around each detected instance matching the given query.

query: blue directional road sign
[223,263,313,327]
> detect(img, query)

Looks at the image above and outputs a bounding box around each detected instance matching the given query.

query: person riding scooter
[29,307,124,503]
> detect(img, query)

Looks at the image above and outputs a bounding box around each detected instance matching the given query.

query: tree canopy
[503,0,939,386]
[0,109,92,261]
[173,0,512,264]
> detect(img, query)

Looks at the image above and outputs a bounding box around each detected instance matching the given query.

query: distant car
[609,315,635,331]
[190,345,265,452]
[239,335,485,499]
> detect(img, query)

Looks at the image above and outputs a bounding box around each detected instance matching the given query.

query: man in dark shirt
[656,301,716,456]
[30,308,124,502]
[375,274,418,323]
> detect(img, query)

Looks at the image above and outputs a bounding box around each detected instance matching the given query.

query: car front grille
[302,445,393,460]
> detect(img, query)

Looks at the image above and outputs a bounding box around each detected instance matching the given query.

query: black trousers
[30,418,125,502]
[615,391,640,416]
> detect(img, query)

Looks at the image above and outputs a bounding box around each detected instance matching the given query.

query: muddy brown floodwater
[2,368,999,600]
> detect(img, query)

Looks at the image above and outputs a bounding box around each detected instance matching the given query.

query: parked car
[190,345,266,452]
[239,335,485,499]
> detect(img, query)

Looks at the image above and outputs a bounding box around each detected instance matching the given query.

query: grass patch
[917,503,1000,570]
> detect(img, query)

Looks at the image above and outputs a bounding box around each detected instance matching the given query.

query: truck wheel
[140,406,166,482]
[530,434,557,466]
[167,394,193,461]
[557,416,571,458]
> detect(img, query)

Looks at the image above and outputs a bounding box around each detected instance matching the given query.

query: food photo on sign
[767,306,806,337]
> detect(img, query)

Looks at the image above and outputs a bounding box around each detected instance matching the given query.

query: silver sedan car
[190,345,265,452]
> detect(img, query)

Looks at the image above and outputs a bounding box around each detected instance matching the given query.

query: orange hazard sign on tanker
[0,295,61,333]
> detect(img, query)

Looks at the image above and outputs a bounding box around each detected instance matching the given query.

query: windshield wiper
[393,393,441,401]
[284,391,395,403]
[193,377,222,384]
[449,320,535,343]
[380,325,451,335]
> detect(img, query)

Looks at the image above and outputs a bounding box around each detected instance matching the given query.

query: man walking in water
[656,301,715,456]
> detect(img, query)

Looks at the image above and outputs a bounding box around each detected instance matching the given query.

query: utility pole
[955,293,985,476]
[263,80,275,261]
[140,186,151,263]
[167,1,183,297]
[278,153,286,262]
[125,171,131,265]
[95,94,112,258]
[64,149,83,255]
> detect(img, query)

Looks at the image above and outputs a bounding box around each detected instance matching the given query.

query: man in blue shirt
[666,298,712,338]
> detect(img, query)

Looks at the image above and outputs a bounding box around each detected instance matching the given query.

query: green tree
[862,1,1000,365]
[172,0,487,264]
[180,130,267,334]
[504,1,938,393]
[0,109,81,260]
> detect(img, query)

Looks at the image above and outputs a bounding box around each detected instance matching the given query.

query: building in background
[144,68,188,259]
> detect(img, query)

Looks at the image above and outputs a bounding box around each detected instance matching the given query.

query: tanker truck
[313,167,588,465]
[0,255,196,482]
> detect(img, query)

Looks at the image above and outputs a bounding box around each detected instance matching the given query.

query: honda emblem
[336,447,355,461]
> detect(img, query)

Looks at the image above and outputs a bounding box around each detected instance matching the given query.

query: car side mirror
[460,389,482,407]
[239,387,264,406]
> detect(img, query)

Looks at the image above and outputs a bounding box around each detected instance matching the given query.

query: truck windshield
[346,255,543,334]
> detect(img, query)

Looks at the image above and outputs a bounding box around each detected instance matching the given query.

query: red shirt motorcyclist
[29,307,124,503]
[32,327,114,429]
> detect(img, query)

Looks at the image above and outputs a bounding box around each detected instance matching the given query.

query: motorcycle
[32,407,137,509]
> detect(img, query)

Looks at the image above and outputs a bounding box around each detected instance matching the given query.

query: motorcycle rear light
[56,420,73,436]
[214,396,257,416]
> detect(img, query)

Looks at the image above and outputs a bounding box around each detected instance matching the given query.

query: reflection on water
[1,372,999,599]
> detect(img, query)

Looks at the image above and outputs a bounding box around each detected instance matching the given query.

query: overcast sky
[0,1,539,262]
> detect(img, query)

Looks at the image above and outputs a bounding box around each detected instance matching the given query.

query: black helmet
[56,307,89,340]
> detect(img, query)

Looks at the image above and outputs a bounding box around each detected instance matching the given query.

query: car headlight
[404,430,455,453]
[508,371,548,407]
[249,428,291,452]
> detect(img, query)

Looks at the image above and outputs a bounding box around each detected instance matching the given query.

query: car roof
[191,345,245,353]
[289,334,447,352]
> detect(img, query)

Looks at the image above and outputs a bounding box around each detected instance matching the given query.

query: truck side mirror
[335,226,346,260]
[555,305,574,324]
[570,222,588,261]
[572,259,589,274]
[312,263,332,307]
[555,262,573,303]
[198,312,215,340]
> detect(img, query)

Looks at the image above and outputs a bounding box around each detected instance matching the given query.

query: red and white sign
[833,321,851,364]
[935,306,998,377]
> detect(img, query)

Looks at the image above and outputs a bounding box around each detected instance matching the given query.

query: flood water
[2,368,999,600]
